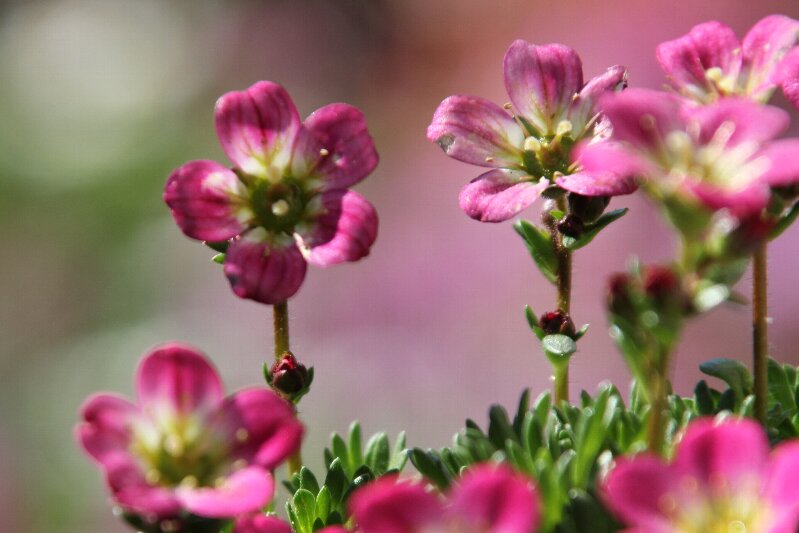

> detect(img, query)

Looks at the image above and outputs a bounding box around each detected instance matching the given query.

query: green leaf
[525,305,546,339]
[488,405,518,449]
[769,358,797,411]
[693,284,730,312]
[211,253,225,264]
[694,380,715,416]
[323,459,348,506]
[563,208,628,250]
[699,358,753,400]
[364,432,390,475]
[292,489,317,533]
[771,201,799,240]
[513,389,531,436]
[389,431,408,471]
[331,434,350,476]
[542,334,577,364]
[514,219,557,284]
[315,486,331,522]
[299,467,320,496]
[408,448,451,490]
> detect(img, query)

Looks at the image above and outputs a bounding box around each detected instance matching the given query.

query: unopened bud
[557,214,585,239]
[643,266,678,304]
[270,352,308,395]
[607,273,633,315]
[539,310,576,338]
[723,216,773,257]
[567,193,610,224]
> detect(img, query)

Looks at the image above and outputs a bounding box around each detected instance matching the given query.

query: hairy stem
[545,197,573,404]
[753,243,769,425]
[273,301,290,361]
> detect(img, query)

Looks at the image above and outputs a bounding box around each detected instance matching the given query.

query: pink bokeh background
[2,1,799,531]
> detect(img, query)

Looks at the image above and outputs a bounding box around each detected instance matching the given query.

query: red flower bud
[270,352,308,395]
[539,310,576,338]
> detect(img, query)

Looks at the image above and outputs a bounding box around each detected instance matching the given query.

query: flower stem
[753,242,769,425]
[546,197,573,404]
[646,346,672,455]
[273,301,290,361]
[288,449,303,477]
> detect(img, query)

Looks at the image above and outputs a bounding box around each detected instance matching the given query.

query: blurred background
[3,0,799,530]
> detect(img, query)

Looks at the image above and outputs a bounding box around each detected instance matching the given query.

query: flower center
[249,177,309,234]
[131,414,229,488]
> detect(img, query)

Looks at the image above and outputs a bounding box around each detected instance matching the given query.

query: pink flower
[657,15,799,108]
[233,514,293,533]
[427,40,632,223]
[76,343,304,522]
[164,81,379,304]
[603,418,799,533]
[577,89,799,216]
[348,464,540,533]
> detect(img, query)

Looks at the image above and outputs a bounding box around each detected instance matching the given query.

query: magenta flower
[348,464,540,533]
[233,514,292,533]
[603,418,799,533]
[427,40,632,222]
[657,15,799,108]
[76,343,303,521]
[165,81,379,304]
[577,89,799,216]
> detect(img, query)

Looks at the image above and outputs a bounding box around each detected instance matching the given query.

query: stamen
[235,428,249,442]
[503,102,513,110]
[145,469,161,485]
[556,120,573,137]
[485,156,494,163]
[271,199,290,216]
[319,148,330,157]
[180,475,198,488]
[164,435,185,457]
[524,136,542,152]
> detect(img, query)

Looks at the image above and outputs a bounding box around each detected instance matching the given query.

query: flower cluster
[164,81,379,305]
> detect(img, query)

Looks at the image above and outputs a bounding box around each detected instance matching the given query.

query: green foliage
[514,220,558,284]
[283,423,407,532]
[562,208,628,251]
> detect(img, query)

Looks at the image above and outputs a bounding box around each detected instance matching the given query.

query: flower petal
[684,179,770,217]
[574,140,652,183]
[742,15,799,98]
[459,169,545,222]
[214,388,303,470]
[602,455,674,532]
[556,170,637,197]
[764,441,799,530]
[775,48,799,109]
[758,139,799,187]
[673,418,769,493]
[302,190,378,267]
[427,95,525,168]
[177,467,274,518]
[599,89,682,149]
[349,477,443,533]
[687,99,788,147]
[304,103,379,190]
[215,81,301,176]
[504,41,584,134]
[76,393,137,466]
[164,160,250,242]
[104,454,182,518]
[135,343,224,416]
[569,65,627,134]
[449,464,540,533]
[656,21,741,101]
[223,233,307,304]
[234,515,294,533]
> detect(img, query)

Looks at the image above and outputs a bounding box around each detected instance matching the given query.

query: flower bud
[539,310,576,338]
[270,352,308,395]
[567,193,610,224]
[607,273,633,316]
[643,266,678,303]
[722,216,773,257]
[557,214,585,239]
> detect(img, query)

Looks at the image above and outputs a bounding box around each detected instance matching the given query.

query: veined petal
[349,477,443,533]
[673,418,769,492]
[223,233,307,304]
[656,21,742,100]
[214,388,303,470]
[574,140,653,182]
[177,467,274,518]
[599,89,682,149]
[569,65,627,135]
[104,454,182,518]
[602,455,675,532]
[215,81,301,177]
[556,170,637,197]
[758,139,799,187]
[76,393,137,466]
[449,464,540,533]
[302,190,378,267]
[684,179,770,217]
[688,99,788,147]
[773,48,799,110]
[459,169,545,222]
[136,343,224,417]
[504,41,584,134]
[427,95,525,168]
[742,15,799,98]
[235,515,294,533]
[164,160,251,242]
[304,103,379,190]
[764,442,799,526]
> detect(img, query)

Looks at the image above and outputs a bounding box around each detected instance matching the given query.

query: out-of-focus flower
[427,40,632,222]
[657,15,799,108]
[76,343,303,521]
[165,81,379,304]
[603,418,799,533]
[234,514,292,533]
[349,463,540,533]
[578,89,799,217]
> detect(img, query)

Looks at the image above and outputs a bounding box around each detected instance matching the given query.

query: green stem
[288,449,303,477]
[545,197,573,404]
[273,301,290,361]
[753,243,769,425]
[553,363,569,406]
[646,346,672,455]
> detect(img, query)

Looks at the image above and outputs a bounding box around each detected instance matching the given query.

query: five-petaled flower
[657,15,799,108]
[348,463,540,533]
[76,343,303,523]
[427,40,632,223]
[603,418,799,533]
[165,81,379,305]
[577,89,799,217]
